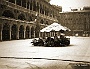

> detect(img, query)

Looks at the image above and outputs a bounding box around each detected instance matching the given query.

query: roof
[40,23,70,32]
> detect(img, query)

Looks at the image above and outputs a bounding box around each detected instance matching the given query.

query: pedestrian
[54,34,59,46]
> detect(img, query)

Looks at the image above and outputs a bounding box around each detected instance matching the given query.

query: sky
[50,0,90,11]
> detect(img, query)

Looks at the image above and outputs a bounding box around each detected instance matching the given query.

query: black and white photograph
[0,0,90,69]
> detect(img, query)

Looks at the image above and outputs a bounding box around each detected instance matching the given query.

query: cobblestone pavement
[0,36,90,69]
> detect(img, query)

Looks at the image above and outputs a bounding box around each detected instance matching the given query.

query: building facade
[45,0,51,3]
[59,8,90,36]
[0,0,62,41]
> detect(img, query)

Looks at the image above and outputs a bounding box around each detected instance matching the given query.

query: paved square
[0,37,90,69]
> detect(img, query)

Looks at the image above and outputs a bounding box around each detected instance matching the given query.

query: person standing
[54,34,59,46]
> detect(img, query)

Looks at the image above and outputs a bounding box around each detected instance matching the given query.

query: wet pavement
[0,36,90,69]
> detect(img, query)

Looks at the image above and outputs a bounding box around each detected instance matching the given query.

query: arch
[45,8,48,16]
[16,0,21,6]
[19,25,24,39]
[11,24,17,40]
[31,26,34,38]
[9,0,15,3]
[45,7,47,15]
[2,10,15,18]
[22,0,26,8]
[2,23,10,41]
[36,2,39,12]
[40,4,42,13]
[18,13,26,20]
[30,0,32,10]
[42,5,44,14]
[26,26,30,39]
[27,1,30,9]
[33,1,36,11]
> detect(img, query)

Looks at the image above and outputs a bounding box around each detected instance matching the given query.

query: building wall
[0,0,62,41]
[59,10,90,36]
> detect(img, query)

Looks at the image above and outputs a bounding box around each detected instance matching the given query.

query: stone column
[21,0,22,6]
[28,2,30,13]
[24,30,26,39]
[0,24,2,41]
[26,0,27,9]
[34,31,35,38]
[9,26,11,40]
[32,1,33,11]
[17,28,19,40]
[44,32,46,37]
[39,4,40,14]
[44,9,45,16]
[48,10,50,17]
[0,30,2,41]
[36,2,38,12]
[39,32,40,38]
[15,0,16,5]
[29,27,31,38]
[50,32,51,37]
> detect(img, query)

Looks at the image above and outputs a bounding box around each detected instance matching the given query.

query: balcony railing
[4,0,30,13]
[39,13,58,22]
[2,0,58,22]
[0,17,35,24]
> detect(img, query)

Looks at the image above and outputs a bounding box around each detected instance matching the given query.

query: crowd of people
[32,34,70,47]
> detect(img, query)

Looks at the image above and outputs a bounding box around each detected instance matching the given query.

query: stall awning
[40,23,71,32]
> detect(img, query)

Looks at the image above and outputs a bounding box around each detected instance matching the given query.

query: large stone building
[45,0,51,3]
[0,0,62,41]
[59,7,90,36]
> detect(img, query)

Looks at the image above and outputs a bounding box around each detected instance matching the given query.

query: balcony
[39,13,58,22]
[2,0,58,22]
[3,0,30,13]
[0,17,35,24]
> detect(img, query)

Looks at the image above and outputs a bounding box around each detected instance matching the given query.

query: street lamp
[34,12,40,38]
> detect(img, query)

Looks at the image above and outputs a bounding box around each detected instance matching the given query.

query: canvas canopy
[40,23,70,32]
